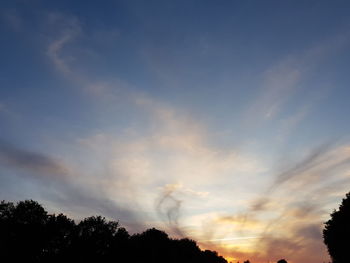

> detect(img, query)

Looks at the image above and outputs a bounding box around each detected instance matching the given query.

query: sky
[1,1,350,262]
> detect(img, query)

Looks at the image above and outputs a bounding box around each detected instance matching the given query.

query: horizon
[1,1,350,262]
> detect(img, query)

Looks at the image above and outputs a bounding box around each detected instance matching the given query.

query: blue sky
[1,1,350,262]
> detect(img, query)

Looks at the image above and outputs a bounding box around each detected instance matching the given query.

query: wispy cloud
[211,142,350,263]
[242,56,302,128]
[242,32,350,137]
[0,140,69,177]
[72,92,266,239]
[46,13,82,76]
[0,139,144,230]
[156,184,184,237]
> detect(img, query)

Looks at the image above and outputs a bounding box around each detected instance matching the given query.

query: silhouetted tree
[130,228,173,263]
[277,259,287,263]
[0,199,228,263]
[0,200,49,262]
[74,216,119,261]
[243,260,251,263]
[323,192,350,263]
[43,213,76,262]
[202,249,227,263]
[170,238,202,263]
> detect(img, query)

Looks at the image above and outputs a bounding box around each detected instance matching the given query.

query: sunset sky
[1,1,350,262]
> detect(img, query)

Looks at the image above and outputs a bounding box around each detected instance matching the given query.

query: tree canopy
[323,192,350,263]
[0,200,227,263]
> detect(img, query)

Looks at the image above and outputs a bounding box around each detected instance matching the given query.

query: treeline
[0,200,227,263]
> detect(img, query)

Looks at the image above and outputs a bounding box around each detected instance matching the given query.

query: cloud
[262,60,302,120]
[46,13,82,76]
[272,143,350,190]
[242,31,350,136]
[207,141,350,263]
[43,12,133,100]
[295,224,322,241]
[0,139,145,231]
[242,57,302,128]
[46,182,145,231]
[154,183,210,238]
[0,140,69,177]
[155,184,184,237]
[272,143,335,187]
[72,92,267,242]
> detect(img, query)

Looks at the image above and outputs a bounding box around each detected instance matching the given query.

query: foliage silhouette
[0,200,48,262]
[323,192,350,263]
[277,259,287,263]
[0,200,227,263]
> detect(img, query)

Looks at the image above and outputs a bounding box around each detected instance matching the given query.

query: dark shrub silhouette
[277,259,287,263]
[0,200,227,263]
[323,192,350,263]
